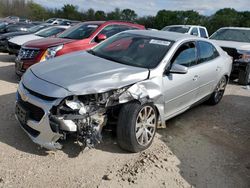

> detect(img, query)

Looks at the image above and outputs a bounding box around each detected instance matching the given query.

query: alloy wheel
[135,105,156,146]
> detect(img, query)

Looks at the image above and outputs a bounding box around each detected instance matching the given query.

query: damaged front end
[16,82,154,150]
[49,94,110,148]
[50,86,148,148]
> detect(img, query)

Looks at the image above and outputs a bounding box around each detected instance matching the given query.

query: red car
[15,21,145,76]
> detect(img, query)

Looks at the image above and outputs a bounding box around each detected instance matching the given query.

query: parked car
[0,22,10,33]
[8,25,69,55]
[15,20,145,76]
[44,18,74,25]
[15,30,232,152]
[1,16,19,23]
[210,27,250,85]
[162,25,209,38]
[0,24,50,53]
[0,22,35,34]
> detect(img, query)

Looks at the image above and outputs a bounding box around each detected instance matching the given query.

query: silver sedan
[15,30,232,152]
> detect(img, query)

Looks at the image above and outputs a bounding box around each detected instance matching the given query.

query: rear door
[195,40,221,100]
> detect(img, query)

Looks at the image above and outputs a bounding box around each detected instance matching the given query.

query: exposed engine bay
[48,86,148,149]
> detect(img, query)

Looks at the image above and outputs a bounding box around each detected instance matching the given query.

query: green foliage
[27,1,48,20]
[207,8,241,33]
[1,1,250,35]
[121,9,137,21]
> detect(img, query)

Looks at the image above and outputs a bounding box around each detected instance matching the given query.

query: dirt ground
[0,52,249,188]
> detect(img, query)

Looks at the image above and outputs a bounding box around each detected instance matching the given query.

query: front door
[162,41,200,119]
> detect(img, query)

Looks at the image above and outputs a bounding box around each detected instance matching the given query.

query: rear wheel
[207,76,227,105]
[117,102,157,153]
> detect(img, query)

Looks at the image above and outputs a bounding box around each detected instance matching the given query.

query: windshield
[0,23,7,29]
[45,18,56,23]
[210,28,250,43]
[88,33,173,69]
[28,25,46,33]
[35,27,66,37]
[162,26,190,33]
[58,23,100,40]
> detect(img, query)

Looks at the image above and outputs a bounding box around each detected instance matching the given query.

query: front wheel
[206,76,227,105]
[117,102,157,153]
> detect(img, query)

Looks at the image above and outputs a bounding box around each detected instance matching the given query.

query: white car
[15,30,232,152]
[162,25,209,38]
[210,27,250,85]
[7,25,69,55]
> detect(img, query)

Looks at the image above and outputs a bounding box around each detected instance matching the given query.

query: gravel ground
[0,52,249,188]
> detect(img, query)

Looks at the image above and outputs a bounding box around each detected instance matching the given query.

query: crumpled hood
[211,39,250,50]
[24,37,75,49]
[29,51,149,96]
[9,34,43,46]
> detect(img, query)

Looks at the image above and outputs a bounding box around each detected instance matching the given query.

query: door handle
[193,75,198,81]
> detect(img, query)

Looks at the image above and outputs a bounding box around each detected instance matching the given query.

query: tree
[95,10,106,20]
[27,1,48,20]
[62,4,81,20]
[154,10,183,29]
[85,8,95,20]
[121,9,137,21]
[107,8,121,20]
[208,8,241,33]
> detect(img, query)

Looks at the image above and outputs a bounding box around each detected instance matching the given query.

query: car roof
[125,30,195,41]
[217,27,250,30]
[81,20,137,24]
[164,25,206,28]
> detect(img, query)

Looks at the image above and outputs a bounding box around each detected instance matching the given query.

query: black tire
[206,76,227,105]
[117,102,157,153]
[238,64,250,85]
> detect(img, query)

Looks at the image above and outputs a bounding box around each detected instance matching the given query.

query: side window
[197,41,219,64]
[190,27,199,36]
[199,28,208,38]
[98,25,122,38]
[171,42,197,67]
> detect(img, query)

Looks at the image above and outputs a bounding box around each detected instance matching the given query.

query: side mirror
[169,64,188,74]
[95,34,107,43]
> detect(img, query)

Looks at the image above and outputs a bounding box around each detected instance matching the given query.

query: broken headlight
[237,49,250,62]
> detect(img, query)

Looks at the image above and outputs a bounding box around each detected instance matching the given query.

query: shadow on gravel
[0,92,49,156]
[1,90,249,188]
[0,64,19,84]
[158,95,250,188]
[0,53,15,63]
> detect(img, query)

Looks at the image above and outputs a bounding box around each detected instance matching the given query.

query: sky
[33,0,250,16]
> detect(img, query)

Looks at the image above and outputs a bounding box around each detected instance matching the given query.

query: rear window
[197,41,219,63]
[162,26,190,34]
[199,28,207,38]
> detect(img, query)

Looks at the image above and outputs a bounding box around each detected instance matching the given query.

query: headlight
[40,45,63,62]
[238,50,250,62]
[20,28,27,31]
